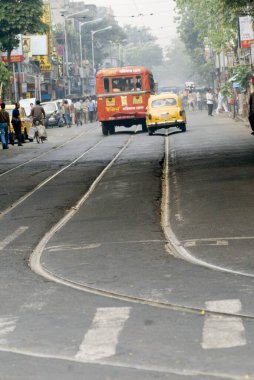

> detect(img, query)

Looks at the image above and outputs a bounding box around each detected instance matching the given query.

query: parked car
[41,101,65,128]
[146,93,186,135]
[5,105,32,142]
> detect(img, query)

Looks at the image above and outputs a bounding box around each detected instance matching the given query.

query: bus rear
[96,66,155,135]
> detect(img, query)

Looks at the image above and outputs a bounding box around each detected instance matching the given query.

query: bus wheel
[102,123,109,136]
[109,125,115,135]
[142,122,148,132]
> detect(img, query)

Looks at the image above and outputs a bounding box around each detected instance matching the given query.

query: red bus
[96,66,155,135]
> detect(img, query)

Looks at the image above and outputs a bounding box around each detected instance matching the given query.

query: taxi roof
[151,92,179,99]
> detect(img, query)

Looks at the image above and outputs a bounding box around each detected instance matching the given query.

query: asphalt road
[1,115,254,380]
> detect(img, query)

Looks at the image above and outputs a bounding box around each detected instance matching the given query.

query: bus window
[104,78,110,93]
[112,77,134,92]
[136,76,142,91]
[149,75,155,93]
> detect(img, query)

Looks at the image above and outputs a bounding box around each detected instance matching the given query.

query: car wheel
[102,123,109,136]
[181,123,186,132]
[148,128,154,136]
[58,119,64,128]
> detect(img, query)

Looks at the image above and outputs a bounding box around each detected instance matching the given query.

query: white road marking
[183,240,228,247]
[0,226,29,250]
[47,243,101,252]
[201,300,246,349]
[76,307,131,361]
[0,316,18,344]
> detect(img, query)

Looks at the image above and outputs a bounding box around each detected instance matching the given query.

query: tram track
[0,124,98,178]
[28,131,254,321]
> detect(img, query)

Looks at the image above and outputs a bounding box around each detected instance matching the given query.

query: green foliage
[231,64,253,89]
[0,0,48,53]
[220,82,233,97]
[0,61,10,87]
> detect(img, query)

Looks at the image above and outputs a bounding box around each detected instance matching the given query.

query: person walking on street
[0,102,11,149]
[63,100,72,127]
[12,103,23,146]
[206,88,214,116]
[88,97,95,123]
[248,91,254,135]
[82,97,89,124]
[216,89,229,114]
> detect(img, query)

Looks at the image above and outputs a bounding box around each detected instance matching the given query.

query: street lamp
[79,18,103,95]
[61,8,89,95]
[91,26,112,75]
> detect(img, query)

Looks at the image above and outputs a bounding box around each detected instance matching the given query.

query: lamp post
[79,18,102,95]
[62,9,89,96]
[91,26,112,75]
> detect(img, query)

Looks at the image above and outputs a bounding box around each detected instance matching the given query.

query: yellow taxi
[5,105,32,142]
[146,93,186,135]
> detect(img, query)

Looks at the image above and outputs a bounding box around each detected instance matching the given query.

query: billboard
[239,16,254,48]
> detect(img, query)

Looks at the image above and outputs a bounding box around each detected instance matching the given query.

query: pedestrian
[88,97,95,123]
[0,102,11,149]
[12,102,23,146]
[248,91,254,135]
[206,88,214,116]
[216,89,229,114]
[82,97,89,124]
[74,99,82,125]
[63,100,72,127]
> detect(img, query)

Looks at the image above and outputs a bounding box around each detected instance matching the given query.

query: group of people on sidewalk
[0,100,46,150]
[61,97,97,128]
[0,102,24,150]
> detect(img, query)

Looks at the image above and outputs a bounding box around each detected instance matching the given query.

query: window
[104,78,110,93]
[136,76,142,91]
[151,98,177,108]
[149,75,155,93]
[112,77,134,92]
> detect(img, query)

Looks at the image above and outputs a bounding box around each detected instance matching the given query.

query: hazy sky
[78,0,178,50]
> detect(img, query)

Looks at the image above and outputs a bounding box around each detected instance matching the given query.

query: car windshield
[151,98,177,108]
[43,103,56,113]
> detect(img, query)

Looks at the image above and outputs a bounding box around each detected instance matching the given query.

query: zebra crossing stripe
[76,307,131,361]
[201,299,246,349]
[0,226,28,250]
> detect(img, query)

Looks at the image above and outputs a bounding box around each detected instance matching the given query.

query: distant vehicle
[146,92,186,135]
[41,101,65,128]
[96,66,155,135]
[5,104,32,142]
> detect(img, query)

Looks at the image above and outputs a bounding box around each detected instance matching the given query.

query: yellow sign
[133,95,143,104]
[106,97,115,106]
[106,107,120,112]
[40,63,52,71]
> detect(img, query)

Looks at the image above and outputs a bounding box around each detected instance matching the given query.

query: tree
[0,62,10,99]
[123,25,163,70]
[0,0,48,64]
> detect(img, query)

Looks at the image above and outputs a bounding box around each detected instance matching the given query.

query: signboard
[33,55,52,71]
[239,16,254,48]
